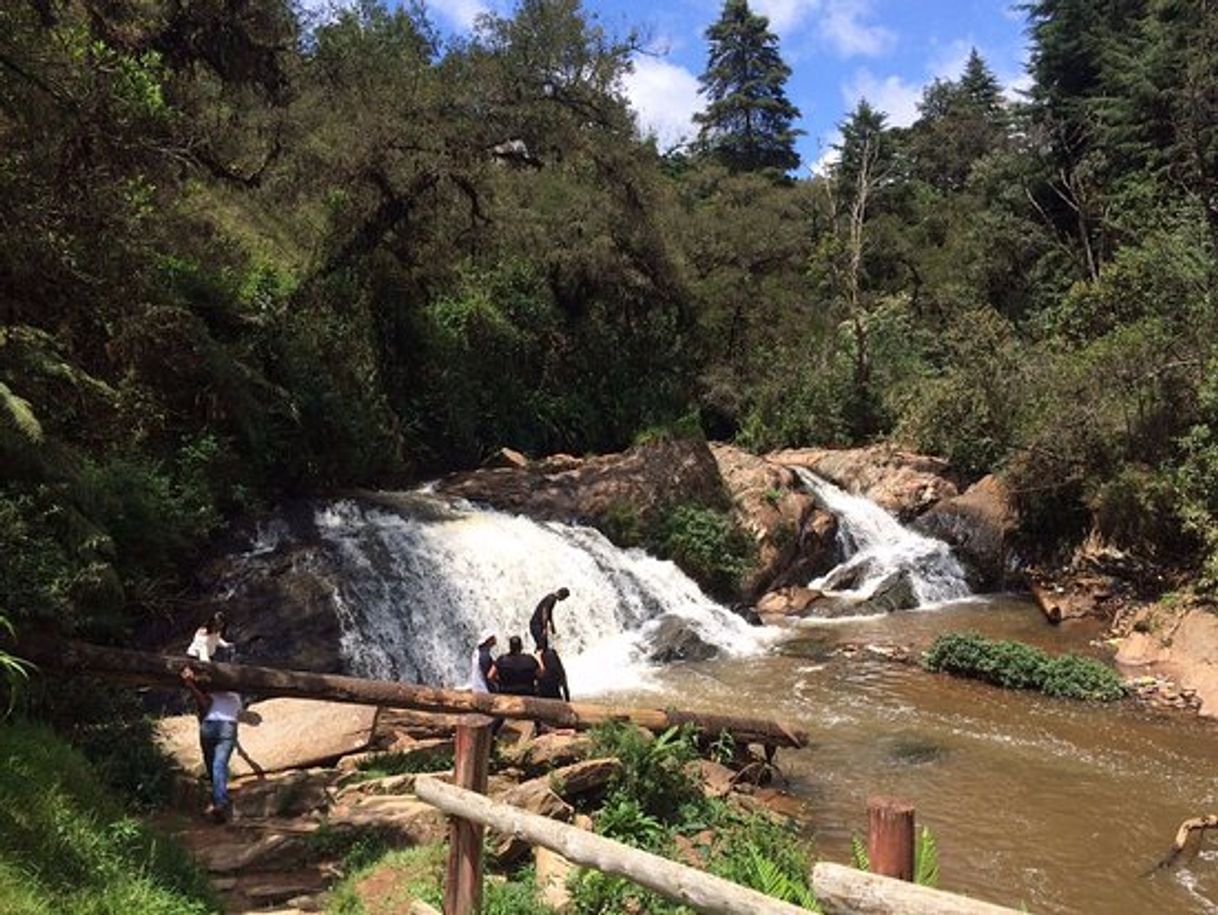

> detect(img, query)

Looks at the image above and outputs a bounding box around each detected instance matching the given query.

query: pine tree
[959,48,1004,117]
[694,0,802,174]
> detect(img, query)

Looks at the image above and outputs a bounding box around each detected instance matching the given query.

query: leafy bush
[924,632,1125,701]
[0,721,216,914]
[588,723,704,825]
[352,748,454,781]
[655,505,755,599]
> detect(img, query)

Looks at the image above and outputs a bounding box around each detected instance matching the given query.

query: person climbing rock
[489,635,540,697]
[529,587,569,652]
[186,610,233,663]
[180,660,242,823]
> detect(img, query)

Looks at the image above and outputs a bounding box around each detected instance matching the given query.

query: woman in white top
[187,611,233,663]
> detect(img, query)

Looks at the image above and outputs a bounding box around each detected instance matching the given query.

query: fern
[914,826,939,888]
[0,382,43,444]
[745,848,818,908]
[849,834,870,872]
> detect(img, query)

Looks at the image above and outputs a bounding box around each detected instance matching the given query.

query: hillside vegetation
[2,0,1218,651]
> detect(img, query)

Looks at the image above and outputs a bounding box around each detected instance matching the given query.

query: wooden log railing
[416,775,1028,915]
[12,638,808,749]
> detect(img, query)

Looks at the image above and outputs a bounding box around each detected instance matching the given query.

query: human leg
[206,721,238,816]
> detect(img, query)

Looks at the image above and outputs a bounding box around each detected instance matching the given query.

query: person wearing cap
[471,629,497,694]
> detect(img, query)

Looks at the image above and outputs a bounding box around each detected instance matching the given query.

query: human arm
[180,666,212,717]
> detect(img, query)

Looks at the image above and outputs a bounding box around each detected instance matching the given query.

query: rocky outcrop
[435,439,726,531]
[756,586,824,622]
[646,615,719,663]
[711,444,839,598]
[1115,599,1218,717]
[770,445,959,521]
[917,475,1020,589]
[157,698,379,777]
[1030,544,1142,624]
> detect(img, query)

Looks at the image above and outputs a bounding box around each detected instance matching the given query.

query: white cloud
[926,39,974,82]
[623,56,702,149]
[1002,70,1033,102]
[424,0,489,30]
[840,69,921,127]
[752,0,821,34]
[820,0,896,57]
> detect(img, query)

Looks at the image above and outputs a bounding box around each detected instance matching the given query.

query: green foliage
[924,633,1126,701]
[914,826,940,888]
[351,748,455,781]
[0,721,217,914]
[588,723,704,825]
[655,505,755,599]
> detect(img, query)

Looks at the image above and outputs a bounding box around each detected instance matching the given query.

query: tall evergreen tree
[694,0,802,174]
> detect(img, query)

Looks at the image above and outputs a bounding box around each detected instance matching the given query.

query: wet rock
[710,443,839,598]
[158,699,378,778]
[770,445,959,521]
[862,570,919,614]
[915,474,1020,589]
[756,586,824,620]
[884,737,948,767]
[646,615,718,663]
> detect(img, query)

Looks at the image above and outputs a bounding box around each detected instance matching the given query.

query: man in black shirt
[529,587,569,652]
[489,635,539,697]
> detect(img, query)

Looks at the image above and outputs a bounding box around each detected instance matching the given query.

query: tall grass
[0,720,218,914]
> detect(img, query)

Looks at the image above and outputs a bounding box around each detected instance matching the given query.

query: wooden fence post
[867,795,915,882]
[443,715,493,915]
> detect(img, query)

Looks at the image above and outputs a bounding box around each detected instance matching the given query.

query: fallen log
[13,638,808,749]
[811,862,1026,915]
[1150,814,1218,872]
[416,776,811,915]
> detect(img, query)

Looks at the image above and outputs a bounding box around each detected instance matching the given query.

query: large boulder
[434,439,726,533]
[770,445,959,521]
[157,698,378,778]
[916,475,1020,589]
[710,444,839,598]
[645,615,719,663]
[756,586,824,621]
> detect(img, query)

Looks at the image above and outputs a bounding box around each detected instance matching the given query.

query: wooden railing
[421,716,1027,915]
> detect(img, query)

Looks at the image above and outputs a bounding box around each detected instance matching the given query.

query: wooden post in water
[443,715,493,915]
[867,796,915,882]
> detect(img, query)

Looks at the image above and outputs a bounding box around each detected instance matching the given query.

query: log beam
[13,638,808,748]
[812,862,1026,915]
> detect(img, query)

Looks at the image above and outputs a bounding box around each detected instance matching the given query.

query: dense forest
[3,0,1218,654]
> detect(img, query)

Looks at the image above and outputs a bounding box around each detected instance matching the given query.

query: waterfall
[224,493,769,695]
[794,468,970,608]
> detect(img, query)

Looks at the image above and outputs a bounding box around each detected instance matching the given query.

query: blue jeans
[199,719,237,809]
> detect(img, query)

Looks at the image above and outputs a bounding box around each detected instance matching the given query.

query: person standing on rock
[180,659,242,823]
[529,587,569,652]
[470,629,497,694]
[489,635,540,697]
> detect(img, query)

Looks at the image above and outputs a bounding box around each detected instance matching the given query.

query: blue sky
[422,0,1032,171]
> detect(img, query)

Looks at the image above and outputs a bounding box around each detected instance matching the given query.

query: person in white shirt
[180,663,242,822]
[186,611,233,663]
[471,629,497,694]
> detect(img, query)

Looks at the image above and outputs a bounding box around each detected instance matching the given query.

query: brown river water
[611,596,1218,914]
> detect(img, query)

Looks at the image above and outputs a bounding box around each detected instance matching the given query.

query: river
[611,597,1218,914]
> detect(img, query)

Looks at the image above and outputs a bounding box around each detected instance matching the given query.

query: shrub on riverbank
[924,633,1125,701]
[0,720,217,914]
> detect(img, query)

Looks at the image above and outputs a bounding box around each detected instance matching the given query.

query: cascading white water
[231,493,769,696]
[794,467,970,607]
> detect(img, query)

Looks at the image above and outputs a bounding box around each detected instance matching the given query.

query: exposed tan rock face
[710,443,838,598]
[770,445,958,520]
[434,439,727,530]
[917,474,1020,589]
[157,698,378,777]
[1116,601,1218,718]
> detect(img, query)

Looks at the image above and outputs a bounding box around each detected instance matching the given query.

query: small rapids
[226,493,768,694]
[794,468,971,607]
